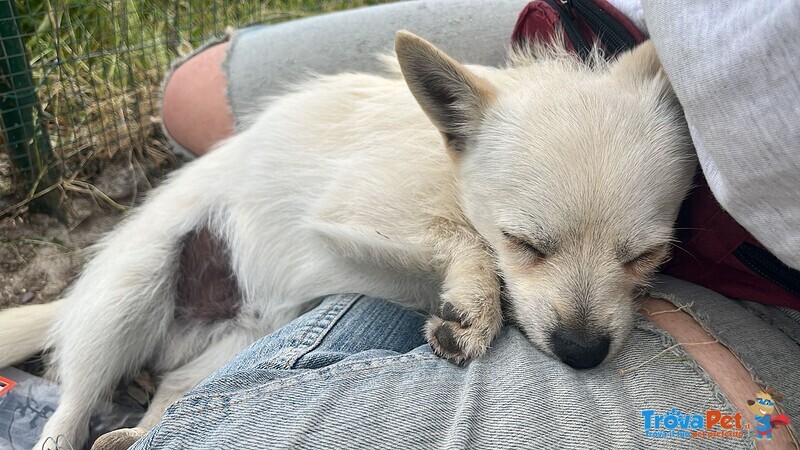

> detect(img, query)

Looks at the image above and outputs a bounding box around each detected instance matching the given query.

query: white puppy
[0,32,695,448]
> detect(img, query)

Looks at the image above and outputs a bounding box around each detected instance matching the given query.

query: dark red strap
[511,0,645,57]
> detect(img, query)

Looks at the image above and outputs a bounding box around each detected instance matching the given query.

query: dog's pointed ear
[395,30,496,153]
[611,41,666,86]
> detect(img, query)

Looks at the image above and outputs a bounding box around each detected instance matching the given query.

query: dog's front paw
[426,293,502,365]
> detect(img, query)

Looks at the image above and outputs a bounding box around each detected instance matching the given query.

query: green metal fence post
[0,0,63,217]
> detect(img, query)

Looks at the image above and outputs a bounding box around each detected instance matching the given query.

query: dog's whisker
[668,242,702,265]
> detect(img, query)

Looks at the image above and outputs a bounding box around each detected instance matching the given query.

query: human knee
[162,42,234,156]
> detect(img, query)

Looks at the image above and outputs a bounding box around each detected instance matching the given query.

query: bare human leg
[641,297,797,449]
[161,42,235,157]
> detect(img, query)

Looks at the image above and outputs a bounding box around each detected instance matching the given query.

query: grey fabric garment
[642,1,800,271]
[225,0,530,129]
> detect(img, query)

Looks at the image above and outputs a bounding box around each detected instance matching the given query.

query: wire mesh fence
[0,0,391,217]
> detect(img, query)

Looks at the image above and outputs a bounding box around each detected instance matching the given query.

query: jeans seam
[168,353,439,415]
[258,294,362,370]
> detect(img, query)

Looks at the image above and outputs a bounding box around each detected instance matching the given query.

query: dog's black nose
[550,328,610,369]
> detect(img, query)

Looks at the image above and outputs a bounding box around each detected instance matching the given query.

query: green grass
[2,0,390,216]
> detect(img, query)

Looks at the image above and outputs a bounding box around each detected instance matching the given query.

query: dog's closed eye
[502,231,547,260]
[624,245,668,275]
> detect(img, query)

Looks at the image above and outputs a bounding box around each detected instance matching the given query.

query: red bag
[662,177,800,309]
[512,0,644,60]
[511,1,800,309]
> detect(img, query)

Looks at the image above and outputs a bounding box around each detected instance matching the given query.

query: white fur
[0,34,695,449]
[0,300,62,367]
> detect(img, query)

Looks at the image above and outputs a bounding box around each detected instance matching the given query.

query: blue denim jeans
[130,277,799,449]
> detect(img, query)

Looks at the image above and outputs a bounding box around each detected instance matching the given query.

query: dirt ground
[0,158,178,310]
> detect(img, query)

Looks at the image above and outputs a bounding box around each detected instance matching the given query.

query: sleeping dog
[0,32,695,448]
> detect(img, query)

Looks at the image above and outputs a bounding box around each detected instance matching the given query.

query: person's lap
[129,276,799,449]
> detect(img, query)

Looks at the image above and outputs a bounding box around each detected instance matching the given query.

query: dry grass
[2,0,391,218]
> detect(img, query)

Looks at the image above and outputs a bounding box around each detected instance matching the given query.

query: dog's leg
[34,170,221,449]
[137,326,257,429]
[36,246,177,450]
[37,281,175,449]
[425,219,503,365]
[137,367,209,430]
